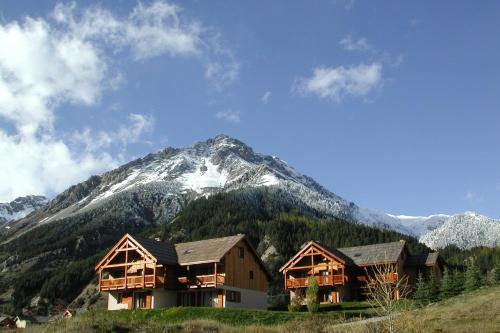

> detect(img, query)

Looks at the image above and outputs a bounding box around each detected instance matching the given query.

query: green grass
[319,301,377,315]
[83,307,304,326]
[25,288,500,332]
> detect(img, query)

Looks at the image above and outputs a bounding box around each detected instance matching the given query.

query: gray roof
[133,235,178,265]
[131,234,246,265]
[315,242,355,265]
[335,241,406,266]
[406,252,440,267]
[175,234,245,265]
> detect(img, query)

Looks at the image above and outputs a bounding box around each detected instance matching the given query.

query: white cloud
[465,191,484,204]
[203,33,240,90]
[332,0,355,11]
[0,130,118,201]
[71,113,155,153]
[339,35,372,52]
[0,17,106,136]
[52,1,202,61]
[293,63,382,102]
[0,1,233,201]
[261,91,272,104]
[215,110,241,123]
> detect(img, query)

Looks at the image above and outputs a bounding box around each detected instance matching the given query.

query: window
[238,246,245,259]
[249,270,254,280]
[226,290,241,303]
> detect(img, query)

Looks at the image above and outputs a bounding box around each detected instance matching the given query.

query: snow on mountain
[419,212,500,250]
[5,135,499,250]
[0,195,48,225]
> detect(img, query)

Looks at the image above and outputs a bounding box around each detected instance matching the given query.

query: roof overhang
[94,234,158,271]
[279,241,347,273]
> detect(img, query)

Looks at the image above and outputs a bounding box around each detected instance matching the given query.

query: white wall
[221,286,268,310]
[152,289,177,308]
[107,292,128,311]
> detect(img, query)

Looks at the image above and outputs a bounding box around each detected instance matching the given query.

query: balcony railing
[285,274,345,289]
[178,274,225,288]
[100,274,157,291]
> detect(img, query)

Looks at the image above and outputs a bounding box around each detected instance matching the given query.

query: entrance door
[134,291,152,309]
[331,291,339,304]
[217,290,224,308]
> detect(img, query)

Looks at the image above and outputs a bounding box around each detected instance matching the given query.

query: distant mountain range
[3,135,499,249]
[0,195,47,225]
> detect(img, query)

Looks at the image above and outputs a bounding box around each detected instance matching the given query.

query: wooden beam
[125,248,128,289]
[143,261,146,289]
[101,261,155,269]
[116,247,139,252]
[214,262,218,288]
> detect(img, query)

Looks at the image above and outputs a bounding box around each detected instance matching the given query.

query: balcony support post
[153,263,156,288]
[143,262,146,289]
[125,248,128,290]
[214,262,218,288]
[98,269,102,291]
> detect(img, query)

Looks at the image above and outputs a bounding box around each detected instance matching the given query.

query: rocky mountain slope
[4,135,499,250]
[0,195,48,225]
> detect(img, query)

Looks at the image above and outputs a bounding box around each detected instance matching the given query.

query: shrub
[288,292,303,312]
[305,277,319,313]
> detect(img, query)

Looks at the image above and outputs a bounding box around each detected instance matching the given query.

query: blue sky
[0,0,498,218]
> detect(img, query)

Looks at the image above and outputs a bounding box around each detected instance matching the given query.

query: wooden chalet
[280,240,441,304]
[95,234,271,310]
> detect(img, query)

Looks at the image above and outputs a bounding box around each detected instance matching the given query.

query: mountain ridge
[0,195,48,225]
[3,134,499,250]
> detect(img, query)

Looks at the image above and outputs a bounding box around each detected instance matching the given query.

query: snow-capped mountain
[419,212,500,249]
[355,208,500,249]
[5,135,499,250]
[0,195,48,225]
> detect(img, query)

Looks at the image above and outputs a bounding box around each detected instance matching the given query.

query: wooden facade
[280,240,442,304]
[96,235,166,292]
[222,239,269,292]
[95,234,271,310]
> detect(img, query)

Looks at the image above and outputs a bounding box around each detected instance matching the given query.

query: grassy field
[25,286,500,333]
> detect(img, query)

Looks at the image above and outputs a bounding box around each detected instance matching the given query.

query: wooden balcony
[100,275,162,291]
[178,274,225,288]
[285,274,345,289]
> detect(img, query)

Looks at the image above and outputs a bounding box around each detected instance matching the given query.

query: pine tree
[465,260,482,292]
[440,267,454,300]
[428,270,439,302]
[493,262,500,285]
[452,269,465,296]
[413,272,430,307]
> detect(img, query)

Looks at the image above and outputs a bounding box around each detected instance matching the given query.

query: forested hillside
[0,187,423,313]
[0,187,497,315]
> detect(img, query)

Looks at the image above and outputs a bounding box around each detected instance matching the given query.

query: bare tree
[363,262,410,333]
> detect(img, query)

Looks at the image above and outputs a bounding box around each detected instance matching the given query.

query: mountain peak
[0,195,48,225]
[5,136,499,251]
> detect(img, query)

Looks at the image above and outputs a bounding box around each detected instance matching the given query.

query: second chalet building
[95,234,270,310]
[280,240,442,304]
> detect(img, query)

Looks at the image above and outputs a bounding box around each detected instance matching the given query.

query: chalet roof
[315,242,356,265]
[335,241,406,266]
[132,235,178,265]
[175,234,246,265]
[406,252,440,267]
